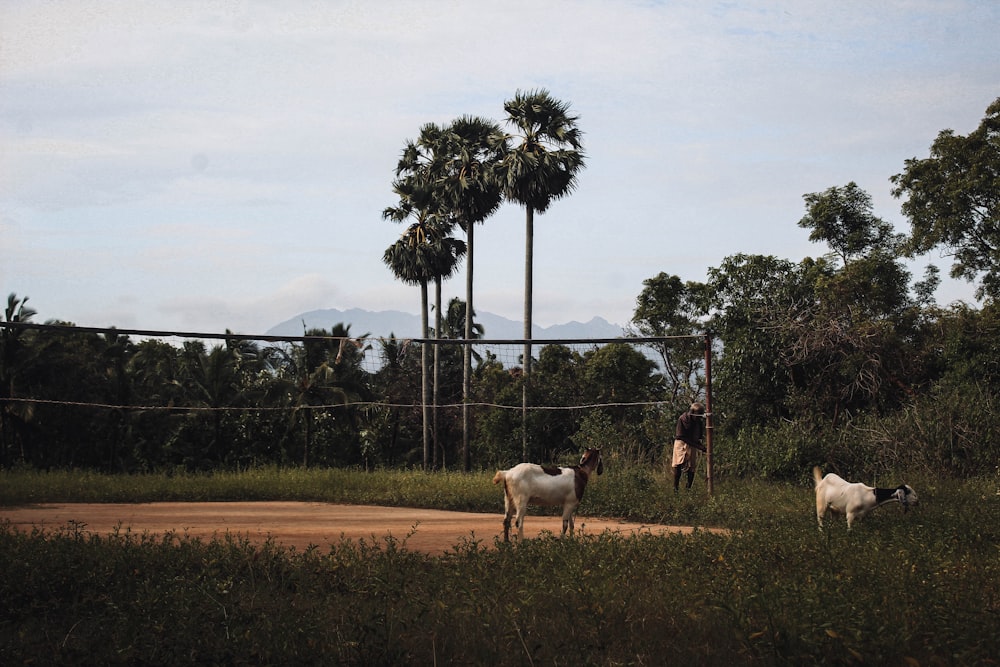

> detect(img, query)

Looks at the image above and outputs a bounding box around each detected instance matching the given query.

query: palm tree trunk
[522,205,534,461]
[463,222,474,471]
[420,280,430,471]
[433,275,442,469]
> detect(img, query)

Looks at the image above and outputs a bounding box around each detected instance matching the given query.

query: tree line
[2,96,998,477]
[0,295,672,472]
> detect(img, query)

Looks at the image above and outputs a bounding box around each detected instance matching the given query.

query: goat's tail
[492,470,505,485]
[812,466,823,485]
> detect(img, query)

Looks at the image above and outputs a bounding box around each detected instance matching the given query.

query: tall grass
[2,467,999,664]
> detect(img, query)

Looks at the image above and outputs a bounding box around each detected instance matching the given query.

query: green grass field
[2,466,998,665]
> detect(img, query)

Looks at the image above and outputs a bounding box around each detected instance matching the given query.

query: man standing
[672,402,706,491]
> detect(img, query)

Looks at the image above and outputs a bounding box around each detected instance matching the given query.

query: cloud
[157,273,343,334]
[1,0,994,334]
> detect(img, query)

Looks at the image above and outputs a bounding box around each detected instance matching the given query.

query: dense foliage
[0,303,676,473]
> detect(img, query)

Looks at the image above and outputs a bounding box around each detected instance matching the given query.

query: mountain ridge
[266,307,626,340]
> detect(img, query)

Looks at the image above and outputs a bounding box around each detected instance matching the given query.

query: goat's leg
[502,493,514,542]
[562,503,578,536]
[816,494,827,530]
[514,501,528,540]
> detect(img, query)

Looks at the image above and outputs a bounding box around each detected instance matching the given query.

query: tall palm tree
[425,234,465,468]
[499,89,585,459]
[386,124,477,469]
[382,222,465,468]
[437,116,506,470]
[383,226,434,469]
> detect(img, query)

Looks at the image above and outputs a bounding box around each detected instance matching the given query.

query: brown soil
[1,502,710,555]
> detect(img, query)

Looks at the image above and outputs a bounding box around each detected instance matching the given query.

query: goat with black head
[814,467,918,530]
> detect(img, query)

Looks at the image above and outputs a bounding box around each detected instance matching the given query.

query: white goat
[813,466,918,530]
[492,448,604,541]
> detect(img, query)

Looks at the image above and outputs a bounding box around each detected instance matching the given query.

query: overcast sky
[2,1,998,336]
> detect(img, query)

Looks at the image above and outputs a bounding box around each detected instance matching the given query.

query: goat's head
[895,484,918,512]
[579,448,604,475]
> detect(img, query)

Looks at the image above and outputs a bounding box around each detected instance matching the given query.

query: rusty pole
[704,332,714,496]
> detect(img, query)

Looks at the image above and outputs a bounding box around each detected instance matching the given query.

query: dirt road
[1,502,706,555]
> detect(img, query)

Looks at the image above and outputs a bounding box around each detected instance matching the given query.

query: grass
[2,466,999,665]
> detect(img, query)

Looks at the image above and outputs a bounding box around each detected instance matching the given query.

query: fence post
[704,332,714,496]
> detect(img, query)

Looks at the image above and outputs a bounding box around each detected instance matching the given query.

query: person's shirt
[675,411,704,447]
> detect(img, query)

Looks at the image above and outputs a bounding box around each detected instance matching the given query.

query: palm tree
[100,329,134,472]
[177,341,245,466]
[382,227,433,469]
[386,123,479,469]
[499,89,585,458]
[424,234,465,468]
[265,324,368,467]
[437,116,507,470]
[442,296,485,342]
[382,222,465,468]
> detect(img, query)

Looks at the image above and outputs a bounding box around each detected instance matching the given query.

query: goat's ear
[597,458,604,475]
[895,488,910,511]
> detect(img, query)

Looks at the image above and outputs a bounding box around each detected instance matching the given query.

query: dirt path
[1,502,709,555]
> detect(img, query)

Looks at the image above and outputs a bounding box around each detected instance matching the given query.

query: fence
[0,321,712,485]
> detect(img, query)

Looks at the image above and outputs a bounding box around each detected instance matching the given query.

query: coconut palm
[265,333,346,467]
[499,89,585,458]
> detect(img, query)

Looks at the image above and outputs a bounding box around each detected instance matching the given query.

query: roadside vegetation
[2,467,998,665]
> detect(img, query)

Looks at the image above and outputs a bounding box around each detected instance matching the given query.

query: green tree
[528,344,585,462]
[368,335,422,466]
[799,181,904,265]
[891,96,1000,299]
[582,343,663,432]
[382,228,434,469]
[499,89,585,458]
[100,330,135,471]
[630,273,706,402]
[392,118,504,469]
[174,341,244,468]
[266,326,369,467]
[439,297,484,340]
[1,294,37,466]
[128,338,185,469]
[792,184,917,424]
[704,254,810,435]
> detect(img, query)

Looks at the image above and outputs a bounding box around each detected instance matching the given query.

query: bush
[4,472,999,666]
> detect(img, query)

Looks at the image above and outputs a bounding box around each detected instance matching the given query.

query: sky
[2,1,998,336]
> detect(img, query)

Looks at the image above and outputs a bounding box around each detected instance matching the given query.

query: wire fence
[1,320,712,472]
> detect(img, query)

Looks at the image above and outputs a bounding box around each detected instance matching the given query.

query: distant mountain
[266,308,625,340]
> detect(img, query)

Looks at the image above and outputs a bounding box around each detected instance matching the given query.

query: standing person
[672,402,706,491]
